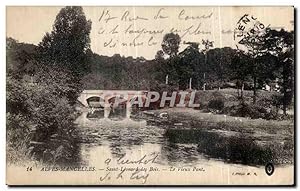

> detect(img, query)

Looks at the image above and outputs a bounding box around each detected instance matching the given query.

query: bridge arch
[108,95,128,109]
[77,90,148,108]
[86,96,105,108]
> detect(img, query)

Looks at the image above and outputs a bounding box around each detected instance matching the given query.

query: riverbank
[154,108,293,133]
[146,108,294,165]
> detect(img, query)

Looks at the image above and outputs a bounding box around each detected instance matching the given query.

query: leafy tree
[163,56,181,87]
[230,50,252,98]
[178,43,205,90]
[238,25,277,103]
[263,29,294,115]
[206,47,236,89]
[6,38,38,79]
[38,6,92,103]
[201,39,214,91]
[6,38,77,164]
[155,50,165,60]
[161,33,181,57]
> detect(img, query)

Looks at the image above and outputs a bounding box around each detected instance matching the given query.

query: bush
[229,102,268,119]
[264,108,279,120]
[7,69,79,165]
[208,99,225,112]
[7,39,81,165]
[194,91,226,110]
[6,113,32,164]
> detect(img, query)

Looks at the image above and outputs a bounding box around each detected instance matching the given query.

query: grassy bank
[149,108,294,166]
[194,89,294,119]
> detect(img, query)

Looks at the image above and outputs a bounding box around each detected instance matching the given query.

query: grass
[149,107,294,166]
[161,108,293,134]
[195,88,277,107]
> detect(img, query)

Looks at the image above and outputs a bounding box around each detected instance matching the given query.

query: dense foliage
[7,6,91,165]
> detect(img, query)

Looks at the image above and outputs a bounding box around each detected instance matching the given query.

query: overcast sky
[7,6,294,59]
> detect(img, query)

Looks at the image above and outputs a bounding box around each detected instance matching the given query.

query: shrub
[7,69,79,165]
[208,99,225,112]
[229,102,268,119]
[6,113,32,164]
[194,91,226,110]
[7,39,81,165]
[264,108,279,120]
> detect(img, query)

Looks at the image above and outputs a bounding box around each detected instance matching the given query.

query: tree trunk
[241,83,244,99]
[283,99,287,115]
[203,73,206,91]
[282,77,288,115]
[282,61,290,116]
[253,76,257,104]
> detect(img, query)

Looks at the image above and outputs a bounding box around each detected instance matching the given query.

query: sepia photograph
[5,5,295,185]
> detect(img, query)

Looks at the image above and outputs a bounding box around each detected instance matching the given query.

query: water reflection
[86,110,104,119]
[75,109,274,168]
[85,104,142,121]
[160,142,202,166]
[165,129,273,166]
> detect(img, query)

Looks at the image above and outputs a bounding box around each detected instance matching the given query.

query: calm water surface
[74,109,272,168]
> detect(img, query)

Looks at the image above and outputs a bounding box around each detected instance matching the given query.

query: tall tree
[39,6,91,76]
[237,20,272,103]
[158,33,182,89]
[201,39,214,91]
[230,50,252,98]
[178,42,204,90]
[206,47,236,89]
[161,33,181,57]
[263,29,294,115]
[38,6,92,103]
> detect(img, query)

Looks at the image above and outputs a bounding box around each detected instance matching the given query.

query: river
[66,108,293,185]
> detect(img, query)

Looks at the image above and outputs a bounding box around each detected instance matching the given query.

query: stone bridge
[77,90,148,108]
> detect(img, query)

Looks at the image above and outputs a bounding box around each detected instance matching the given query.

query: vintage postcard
[6,6,295,185]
